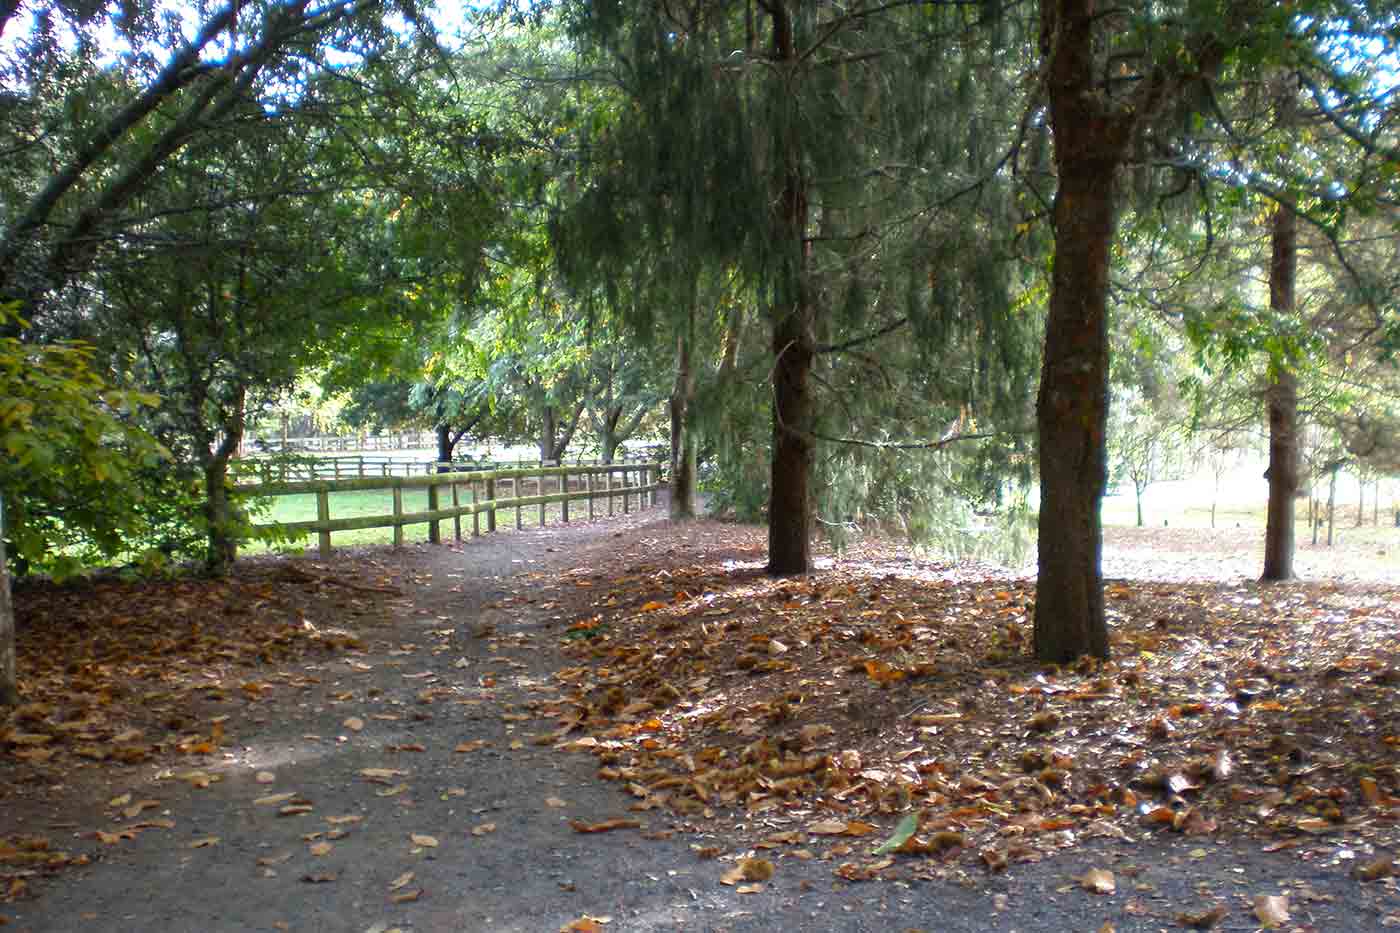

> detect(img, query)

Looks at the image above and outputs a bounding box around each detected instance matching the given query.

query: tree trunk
[204,389,246,575]
[0,494,18,706]
[1356,477,1364,527]
[1134,481,1145,528]
[1033,162,1114,662]
[1327,466,1337,547]
[670,330,697,520]
[764,2,814,576]
[1261,204,1298,581]
[436,424,455,464]
[540,406,558,463]
[767,211,815,573]
[1031,0,1138,662]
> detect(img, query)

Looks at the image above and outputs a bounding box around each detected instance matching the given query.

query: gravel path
[4,505,1398,932]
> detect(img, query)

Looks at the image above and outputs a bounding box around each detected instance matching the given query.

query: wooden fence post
[317,489,331,558]
[428,480,441,544]
[538,463,552,527]
[623,467,631,514]
[515,477,523,530]
[486,476,497,533]
[562,468,569,524]
[586,471,595,521]
[452,482,462,542]
[392,483,404,548]
[472,477,481,538]
[606,469,614,516]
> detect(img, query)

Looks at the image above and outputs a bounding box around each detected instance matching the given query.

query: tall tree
[0,0,419,319]
[563,1,1030,571]
[1261,203,1300,580]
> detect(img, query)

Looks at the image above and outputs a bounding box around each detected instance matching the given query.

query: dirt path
[4,509,1399,931]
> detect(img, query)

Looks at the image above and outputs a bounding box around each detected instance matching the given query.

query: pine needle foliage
[555,0,1043,556]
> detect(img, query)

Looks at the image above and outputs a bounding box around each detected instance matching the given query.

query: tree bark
[204,387,246,575]
[670,330,697,520]
[0,494,18,706]
[1034,162,1115,662]
[1262,204,1298,581]
[764,1,814,576]
[1033,0,1131,662]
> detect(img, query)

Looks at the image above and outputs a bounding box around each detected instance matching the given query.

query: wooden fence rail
[229,455,654,483]
[239,463,661,557]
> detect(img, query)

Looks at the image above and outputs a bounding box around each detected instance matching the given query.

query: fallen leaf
[872,812,920,856]
[389,888,423,904]
[1177,904,1229,929]
[1358,856,1394,882]
[300,873,337,884]
[569,818,641,833]
[1078,868,1115,894]
[309,842,332,856]
[1253,894,1289,928]
[410,834,439,847]
[189,837,220,849]
[720,858,775,885]
[559,918,609,933]
[545,797,568,808]
[343,717,365,732]
[389,871,415,890]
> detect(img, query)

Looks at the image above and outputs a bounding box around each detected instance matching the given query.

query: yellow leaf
[639,601,667,612]
[1078,868,1115,894]
[410,834,439,847]
[309,842,332,856]
[1253,894,1289,928]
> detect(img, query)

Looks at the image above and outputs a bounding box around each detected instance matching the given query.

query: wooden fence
[229,454,658,483]
[240,462,662,557]
[249,433,437,454]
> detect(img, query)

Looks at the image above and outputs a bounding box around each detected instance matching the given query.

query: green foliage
[0,306,171,576]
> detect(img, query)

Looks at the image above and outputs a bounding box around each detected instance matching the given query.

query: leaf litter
[4,518,1399,917]
[512,522,1400,889]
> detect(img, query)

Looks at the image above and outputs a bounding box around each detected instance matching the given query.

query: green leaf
[871,811,919,856]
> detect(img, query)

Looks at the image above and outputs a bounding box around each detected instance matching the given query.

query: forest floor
[2,500,1400,932]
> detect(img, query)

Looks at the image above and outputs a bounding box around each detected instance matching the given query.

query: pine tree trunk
[1032,0,1134,662]
[0,495,18,706]
[1262,204,1298,581]
[670,331,697,520]
[1033,164,1113,663]
[767,198,815,574]
[764,2,813,576]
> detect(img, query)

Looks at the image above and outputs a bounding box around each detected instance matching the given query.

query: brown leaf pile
[526,523,1400,882]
